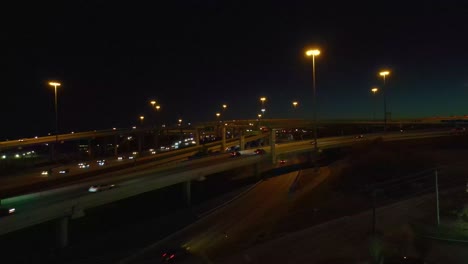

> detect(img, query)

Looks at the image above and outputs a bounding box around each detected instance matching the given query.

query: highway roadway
[0,152,252,215]
[1,130,453,215]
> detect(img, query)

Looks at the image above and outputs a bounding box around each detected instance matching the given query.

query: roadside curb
[118,179,262,264]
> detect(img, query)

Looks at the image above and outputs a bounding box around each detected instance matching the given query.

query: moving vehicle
[451,127,466,135]
[160,247,190,263]
[230,151,241,157]
[88,184,115,193]
[59,168,70,174]
[97,160,106,166]
[78,162,90,169]
[254,148,266,155]
[0,207,15,217]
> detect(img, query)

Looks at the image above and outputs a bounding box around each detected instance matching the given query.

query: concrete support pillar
[138,132,143,153]
[87,139,93,159]
[221,126,226,151]
[49,144,55,161]
[195,128,200,146]
[253,163,260,179]
[240,131,245,151]
[56,217,69,248]
[270,129,277,164]
[184,180,191,206]
[154,129,160,149]
[114,135,119,157]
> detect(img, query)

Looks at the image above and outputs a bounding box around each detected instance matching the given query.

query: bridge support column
[221,126,226,151]
[195,128,200,146]
[114,135,119,157]
[184,180,191,206]
[270,129,277,164]
[138,132,143,153]
[87,139,93,159]
[253,163,260,179]
[154,129,159,149]
[56,217,69,248]
[240,131,245,151]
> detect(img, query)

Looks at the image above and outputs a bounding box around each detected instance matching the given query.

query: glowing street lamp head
[156,105,161,110]
[371,88,378,93]
[139,116,144,121]
[258,114,262,118]
[292,101,298,107]
[216,113,220,117]
[260,97,266,103]
[222,104,227,109]
[48,82,61,87]
[150,100,156,106]
[178,119,182,123]
[306,49,320,56]
[379,71,390,77]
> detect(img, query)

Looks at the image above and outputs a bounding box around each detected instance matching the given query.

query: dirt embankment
[275,135,468,234]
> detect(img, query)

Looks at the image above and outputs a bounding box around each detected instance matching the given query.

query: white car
[88,184,115,193]
[78,162,90,169]
[97,160,106,166]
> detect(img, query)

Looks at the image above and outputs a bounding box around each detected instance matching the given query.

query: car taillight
[169,254,175,259]
[162,253,167,257]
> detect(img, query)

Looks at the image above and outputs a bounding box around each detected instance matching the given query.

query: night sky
[2,1,467,139]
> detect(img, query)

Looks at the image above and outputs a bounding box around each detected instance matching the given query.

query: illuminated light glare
[48,82,61,86]
[306,49,320,56]
[371,88,379,93]
[379,71,390,76]
[1,155,6,159]
[15,154,20,158]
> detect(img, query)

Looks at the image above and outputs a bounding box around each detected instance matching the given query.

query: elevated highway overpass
[0,129,454,248]
[2,116,464,151]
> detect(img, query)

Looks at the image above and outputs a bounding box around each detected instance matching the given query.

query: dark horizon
[2,1,467,139]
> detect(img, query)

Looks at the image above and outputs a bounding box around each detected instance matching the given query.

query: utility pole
[435,169,440,226]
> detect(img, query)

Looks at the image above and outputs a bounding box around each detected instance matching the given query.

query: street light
[48,81,61,151]
[306,48,320,154]
[371,88,379,121]
[150,100,156,107]
[292,101,298,108]
[379,70,390,131]
[139,115,145,126]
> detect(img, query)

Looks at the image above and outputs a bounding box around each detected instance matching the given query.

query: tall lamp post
[371,88,379,121]
[379,71,390,132]
[48,81,61,149]
[306,49,320,153]
[222,104,227,121]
